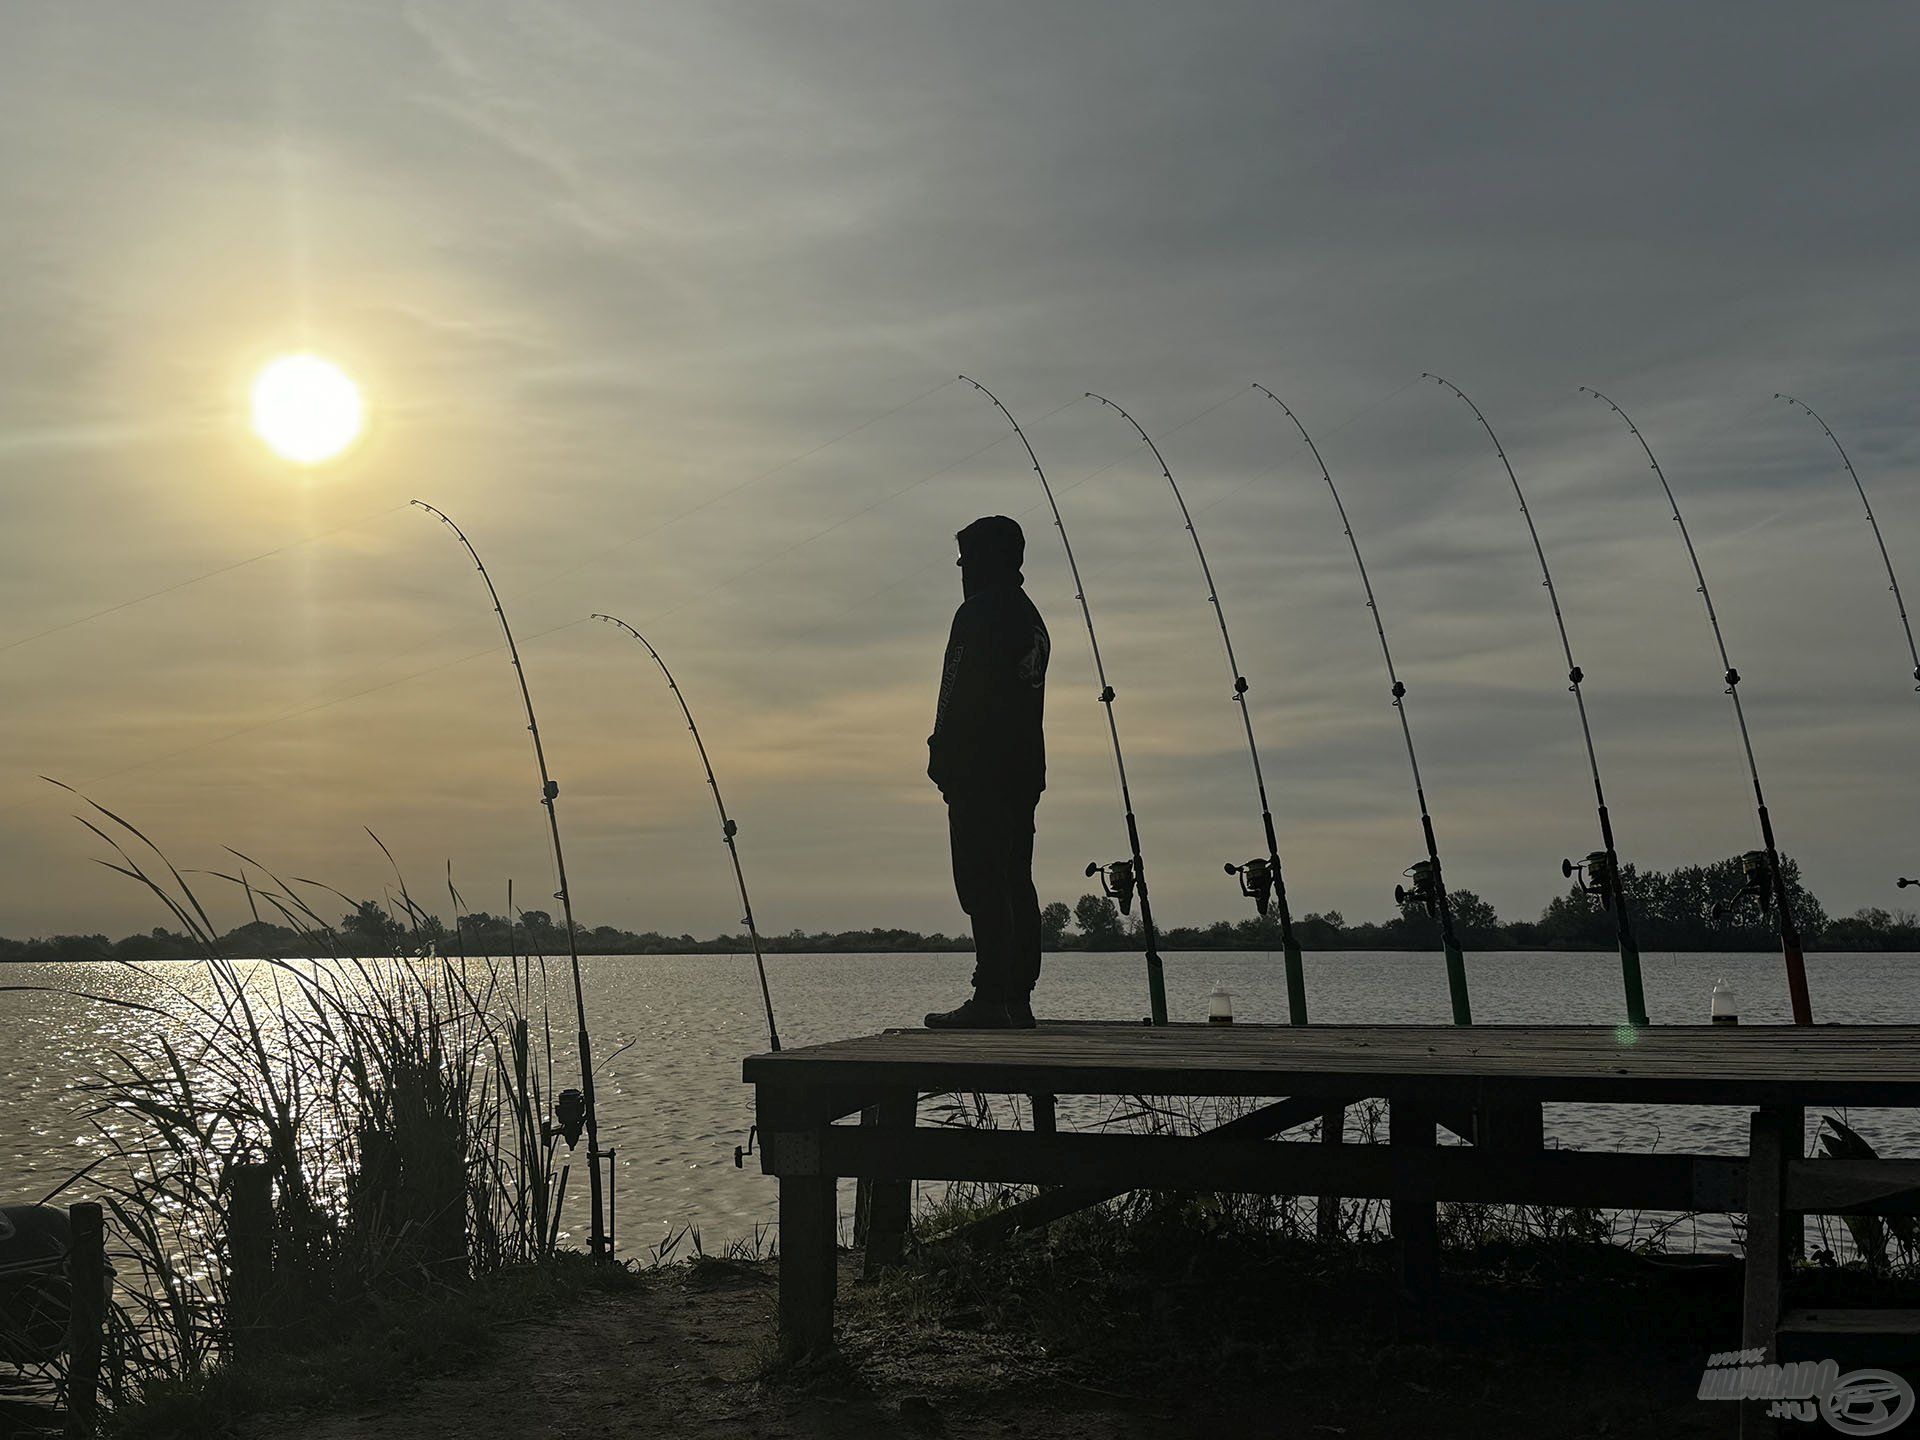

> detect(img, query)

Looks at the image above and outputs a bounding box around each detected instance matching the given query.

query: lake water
[3,949,1916,1256]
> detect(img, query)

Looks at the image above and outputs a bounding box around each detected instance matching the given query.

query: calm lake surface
[3,949,1916,1255]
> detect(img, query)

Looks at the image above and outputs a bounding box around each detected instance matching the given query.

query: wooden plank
[1741,1108,1789,1440]
[745,1024,1920,1108]
[64,1202,104,1440]
[791,1126,1747,1212]
[1778,1308,1920,1335]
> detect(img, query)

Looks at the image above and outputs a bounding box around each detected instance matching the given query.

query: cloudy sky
[2,3,1916,944]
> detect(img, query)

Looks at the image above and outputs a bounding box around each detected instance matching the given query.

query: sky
[2,3,1917,946]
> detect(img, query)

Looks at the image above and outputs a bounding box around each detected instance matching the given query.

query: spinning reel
[1395,859,1442,917]
[1711,850,1775,921]
[1224,857,1274,916]
[544,1088,588,1149]
[1561,850,1619,911]
[1086,858,1138,915]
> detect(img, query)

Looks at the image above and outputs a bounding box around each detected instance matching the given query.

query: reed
[44,791,585,1420]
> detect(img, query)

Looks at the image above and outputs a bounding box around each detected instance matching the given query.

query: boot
[924,995,1012,1029]
[1005,993,1038,1029]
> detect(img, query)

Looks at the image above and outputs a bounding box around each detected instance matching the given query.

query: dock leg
[1473,1098,1544,1153]
[1316,1103,1346,1243]
[861,1090,917,1281]
[779,1173,838,1359]
[1029,1093,1057,1135]
[1390,1098,1438,1331]
[64,1202,104,1439]
[1740,1107,1790,1440]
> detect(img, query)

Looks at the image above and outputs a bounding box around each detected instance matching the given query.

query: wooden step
[1779,1308,1920,1335]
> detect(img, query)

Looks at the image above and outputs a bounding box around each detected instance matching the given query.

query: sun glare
[250,353,365,465]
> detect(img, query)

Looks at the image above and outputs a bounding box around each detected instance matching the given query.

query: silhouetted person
[925,516,1050,1029]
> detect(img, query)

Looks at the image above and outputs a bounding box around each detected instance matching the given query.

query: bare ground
[256,1251,1747,1440]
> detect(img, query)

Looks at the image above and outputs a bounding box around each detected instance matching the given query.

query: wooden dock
[746,1022,1920,1424]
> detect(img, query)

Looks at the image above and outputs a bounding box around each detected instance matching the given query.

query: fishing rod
[412,500,610,1256]
[1578,390,1814,1026]
[1773,394,1920,694]
[591,614,781,1052]
[1253,384,1472,1025]
[957,376,1168,1025]
[1424,375,1647,1027]
[1085,391,1309,1025]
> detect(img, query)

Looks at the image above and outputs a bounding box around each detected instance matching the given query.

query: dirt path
[259,1259,1137,1440]
[258,1252,1739,1440]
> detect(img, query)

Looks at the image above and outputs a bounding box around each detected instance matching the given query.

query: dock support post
[860,1091,916,1280]
[1029,1094,1057,1135]
[227,1162,274,1362]
[1740,1107,1790,1440]
[1390,1098,1438,1330]
[1316,1103,1346,1242]
[779,1173,838,1359]
[64,1202,104,1439]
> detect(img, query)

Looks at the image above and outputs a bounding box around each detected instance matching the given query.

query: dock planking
[745,1022,1920,1107]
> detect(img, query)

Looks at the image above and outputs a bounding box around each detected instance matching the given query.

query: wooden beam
[785,1125,1748,1212]
[1786,1158,1920,1214]
[940,1092,1361,1248]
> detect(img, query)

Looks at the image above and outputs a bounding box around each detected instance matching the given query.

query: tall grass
[45,792,588,1416]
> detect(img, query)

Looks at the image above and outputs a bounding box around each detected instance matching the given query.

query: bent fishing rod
[1253,385,1472,1025]
[412,500,609,1256]
[1425,375,1647,1027]
[958,375,1168,1025]
[1773,394,1920,695]
[592,614,780,1052]
[1578,390,1814,1025]
[1085,391,1309,1025]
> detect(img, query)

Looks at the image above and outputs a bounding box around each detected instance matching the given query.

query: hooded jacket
[927,520,1050,800]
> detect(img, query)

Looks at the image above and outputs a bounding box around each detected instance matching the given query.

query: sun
[250,353,365,464]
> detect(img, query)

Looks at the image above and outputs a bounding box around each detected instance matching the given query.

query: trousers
[946,792,1041,1001]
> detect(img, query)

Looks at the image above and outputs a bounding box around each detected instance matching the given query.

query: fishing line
[1774,394,1920,692]
[412,499,608,1258]
[1581,385,1813,1025]
[959,374,1169,1024]
[0,502,409,657]
[1255,382,1473,1025]
[1424,374,1646,1026]
[750,383,1266,671]
[592,614,781,1052]
[1086,391,1310,1024]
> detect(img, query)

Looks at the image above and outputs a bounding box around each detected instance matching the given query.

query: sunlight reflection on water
[3,949,1915,1255]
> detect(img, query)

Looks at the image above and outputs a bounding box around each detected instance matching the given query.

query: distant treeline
[3,853,1917,962]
